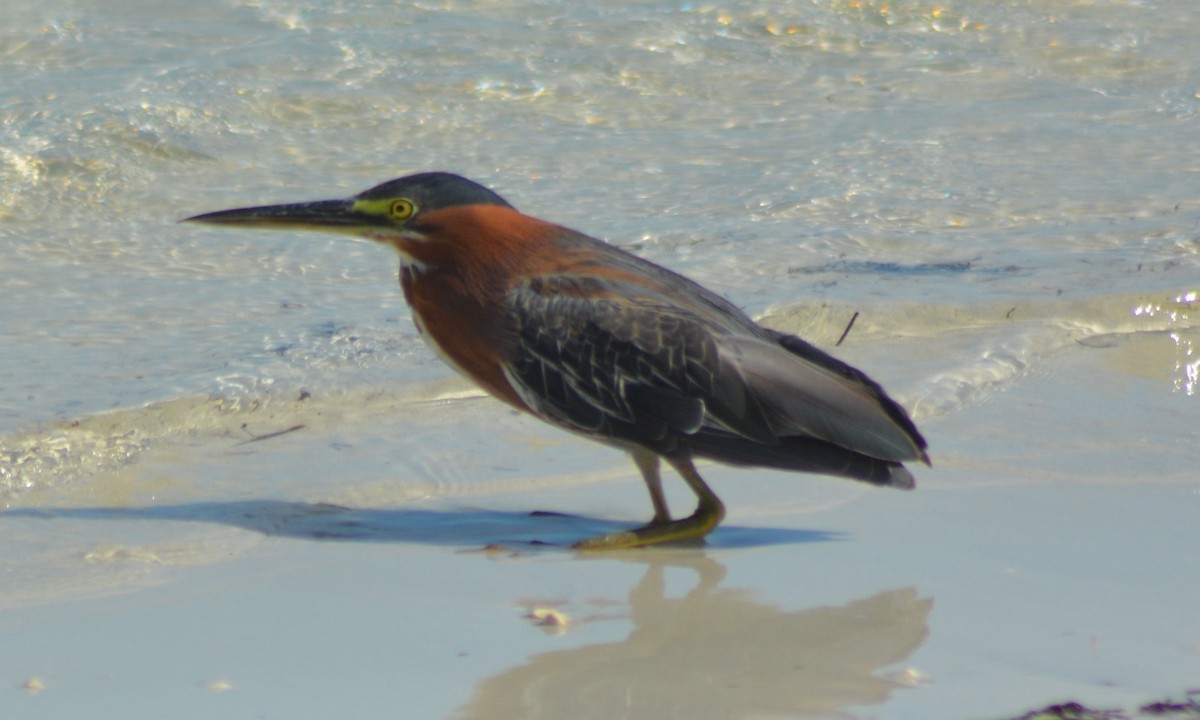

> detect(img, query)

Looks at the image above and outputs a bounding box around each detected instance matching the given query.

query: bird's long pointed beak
[182,199,372,233]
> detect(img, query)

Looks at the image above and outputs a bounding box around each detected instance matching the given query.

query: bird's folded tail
[689,430,916,489]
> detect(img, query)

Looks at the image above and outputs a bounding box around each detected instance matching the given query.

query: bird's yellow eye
[389,198,416,221]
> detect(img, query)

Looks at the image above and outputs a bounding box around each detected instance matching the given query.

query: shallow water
[1,0,1198,717]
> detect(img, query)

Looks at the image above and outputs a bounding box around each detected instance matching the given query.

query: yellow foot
[572,504,724,550]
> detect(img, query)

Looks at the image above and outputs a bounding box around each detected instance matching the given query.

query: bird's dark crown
[356,172,514,213]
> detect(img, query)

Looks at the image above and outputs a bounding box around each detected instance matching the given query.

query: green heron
[185,172,928,549]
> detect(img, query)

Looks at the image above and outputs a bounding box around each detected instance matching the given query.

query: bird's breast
[399,264,530,413]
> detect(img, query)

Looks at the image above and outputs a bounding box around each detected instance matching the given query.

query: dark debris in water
[787,258,1025,277]
[1142,694,1200,718]
[1003,691,1200,720]
[233,423,306,446]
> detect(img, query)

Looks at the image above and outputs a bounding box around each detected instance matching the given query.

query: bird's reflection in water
[460,554,932,719]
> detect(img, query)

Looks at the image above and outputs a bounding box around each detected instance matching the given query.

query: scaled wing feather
[503,276,774,451]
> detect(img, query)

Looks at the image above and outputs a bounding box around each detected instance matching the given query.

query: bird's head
[183,171,514,243]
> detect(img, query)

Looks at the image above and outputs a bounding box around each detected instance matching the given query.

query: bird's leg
[631,448,672,524]
[574,452,726,550]
[666,454,726,531]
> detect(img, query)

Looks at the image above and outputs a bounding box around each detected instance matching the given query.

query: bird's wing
[502,274,777,452]
[576,238,927,462]
[504,271,926,465]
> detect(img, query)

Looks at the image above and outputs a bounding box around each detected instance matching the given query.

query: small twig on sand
[835,311,859,347]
